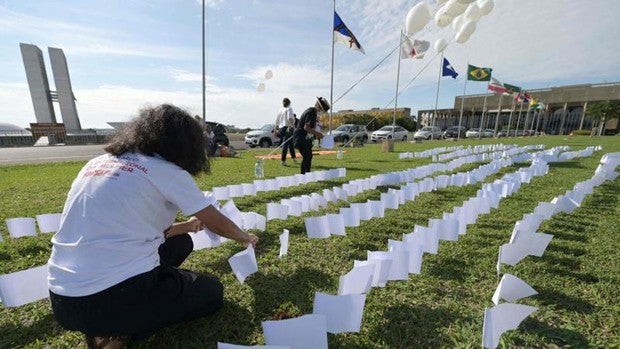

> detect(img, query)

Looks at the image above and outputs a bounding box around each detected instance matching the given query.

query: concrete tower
[48,47,81,131]
[19,43,57,124]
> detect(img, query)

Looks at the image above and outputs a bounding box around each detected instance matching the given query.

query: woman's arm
[194,205,258,247]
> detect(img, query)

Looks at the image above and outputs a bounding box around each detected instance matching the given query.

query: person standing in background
[295,97,329,174]
[274,98,296,166]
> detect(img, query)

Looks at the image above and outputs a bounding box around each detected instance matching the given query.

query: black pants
[298,139,313,174]
[279,128,296,162]
[49,234,223,339]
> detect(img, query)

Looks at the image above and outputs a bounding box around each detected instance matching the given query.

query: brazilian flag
[467,64,492,81]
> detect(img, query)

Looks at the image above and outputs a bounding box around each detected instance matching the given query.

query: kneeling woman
[47,104,258,348]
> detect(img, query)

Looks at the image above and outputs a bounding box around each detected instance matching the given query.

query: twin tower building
[20,43,81,132]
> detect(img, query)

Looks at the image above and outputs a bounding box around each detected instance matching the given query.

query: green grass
[0,136,619,348]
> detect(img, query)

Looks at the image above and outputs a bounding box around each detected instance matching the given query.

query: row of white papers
[434,143,534,162]
[398,145,463,159]
[2,214,62,241]
[210,168,346,201]
[485,149,610,349]
[268,145,543,223]
[219,148,556,347]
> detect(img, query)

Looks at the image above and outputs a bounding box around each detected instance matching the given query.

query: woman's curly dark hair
[104,104,210,175]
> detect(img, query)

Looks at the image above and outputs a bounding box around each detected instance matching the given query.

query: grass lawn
[0,136,618,348]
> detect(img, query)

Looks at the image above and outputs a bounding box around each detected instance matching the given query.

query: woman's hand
[244,233,259,248]
[164,217,204,239]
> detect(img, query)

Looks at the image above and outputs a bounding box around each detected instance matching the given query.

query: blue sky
[1,0,620,129]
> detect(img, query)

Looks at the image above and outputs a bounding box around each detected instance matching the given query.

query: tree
[587,101,620,136]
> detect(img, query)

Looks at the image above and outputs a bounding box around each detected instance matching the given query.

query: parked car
[443,126,467,139]
[371,125,409,142]
[413,126,443,140]
[466,128,482,138]
[330,124,368,143]
[245,124,280,148]
[483,129,495,137]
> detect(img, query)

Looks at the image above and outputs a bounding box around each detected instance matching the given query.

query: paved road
[0,141,249,165]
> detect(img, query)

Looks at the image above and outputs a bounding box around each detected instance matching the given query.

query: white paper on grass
[388,239,424,274]
[338,264,374,295]
[326,214,346,236]
[411,225,438,254]
[191,229,222,250]
[534,202,557,220]
[430,218,459,241]
[354,259,391,288]
[35,213,62,233]
[5,217,37,238]
[340,207,360,227]
[351,202,372,221]
[492,273,538,305]
[552,195,580,214]
[221,200,244,229]
[312,292,366,334]
[304,216,330,239]
[267,203,288,221]
[279,229,289,258]
[217,343,289,349]
[213,187,231,200]
[311,193,328,208]
[380,193,399,209]
[320,134,335,149]
[242,183,257,196]
[333,187,348,201]
[280,199,302,217]
[0,265,49,307]
[368,200,385,218]
[322,189,337,203]
[292,196,310,212]
[482,303,537,349]
[368,250,409,281]
[228,245,258,283]
[262,314,328,349]
[266,179,280,191]
[253,180,267,192]
[228,184,244,198]
[303,195,319,211]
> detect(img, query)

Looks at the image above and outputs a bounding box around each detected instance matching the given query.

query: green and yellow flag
[467,64,492,81]
[503,83,521,95]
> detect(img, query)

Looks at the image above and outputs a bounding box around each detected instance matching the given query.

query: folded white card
[279,229,289,258]
[5,217,37,238]
[262,314,328,349]
[304,216,330,239]
[338,264,374,295]
[228,245,258,283]
[35,213,62,234]
[0,265,49,307]
[312,292,366,334]
[492,273,538,305]
[482,303,537,349]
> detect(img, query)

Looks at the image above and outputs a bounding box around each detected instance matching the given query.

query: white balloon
[459,19,477,36]
[455,30,471,44]
[451,14,466,31]
[434,38,448,53]
[257,83,265,92]
[444,0,467,17]
[264,70,273,80]
[477,0,494,15]
[434,7,454,28]
[464,3,481,22]
[405,2,433,35]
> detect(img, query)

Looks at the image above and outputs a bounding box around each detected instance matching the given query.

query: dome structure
[0,122,26,131]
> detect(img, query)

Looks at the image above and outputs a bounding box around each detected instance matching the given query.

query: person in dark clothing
[296,97,329,174]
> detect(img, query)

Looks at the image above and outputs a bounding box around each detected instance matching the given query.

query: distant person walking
[295,97,329,174]
[274,97,296,166]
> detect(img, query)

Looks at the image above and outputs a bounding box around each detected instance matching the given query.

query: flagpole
[392,30,404,140]
[493,93,502,137]
[515,99,524,136]
[478,72,491,139]
[202,0,206,122]
[329,0,336,132]
[523,106,531,136]
[432,52,444,140]
[457,62,468,141]
[506,97,515,137]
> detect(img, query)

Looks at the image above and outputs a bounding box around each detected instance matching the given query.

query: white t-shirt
[275,106,294,128]
[48,152,214,297]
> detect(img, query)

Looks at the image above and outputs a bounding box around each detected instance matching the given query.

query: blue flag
[333,11,365,54]
[442,58,458,79]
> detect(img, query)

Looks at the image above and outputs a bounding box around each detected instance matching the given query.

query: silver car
[371,125,409,142]
[414,126,443,140]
